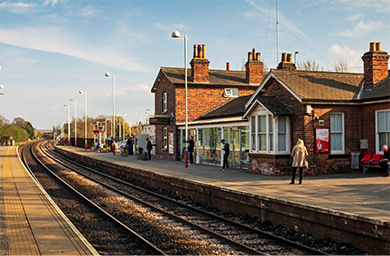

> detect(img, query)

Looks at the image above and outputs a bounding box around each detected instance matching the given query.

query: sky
[0,0,389,129]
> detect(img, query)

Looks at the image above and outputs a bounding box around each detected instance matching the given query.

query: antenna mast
[276,0,279,64]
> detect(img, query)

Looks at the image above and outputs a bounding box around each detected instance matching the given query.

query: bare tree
[334,59,349,72]
[296,59,324,71]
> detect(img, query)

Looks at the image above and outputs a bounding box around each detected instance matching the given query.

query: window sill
[328,154,349,159]
[248,153,290,159]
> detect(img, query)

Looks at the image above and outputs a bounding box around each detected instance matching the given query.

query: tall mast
[276,0,279,65]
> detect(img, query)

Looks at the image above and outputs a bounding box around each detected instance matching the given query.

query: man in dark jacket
[380,145,389,176]
[188,136,194,165]
[146,138,153,160]
[221,139,230,171]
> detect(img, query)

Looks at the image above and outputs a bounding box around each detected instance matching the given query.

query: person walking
[290,139,308,184]
[146,138,153,160]
[188,136,194,165]
[221,139,230,171]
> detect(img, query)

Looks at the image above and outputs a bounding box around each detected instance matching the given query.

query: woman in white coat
[290,139,308,184]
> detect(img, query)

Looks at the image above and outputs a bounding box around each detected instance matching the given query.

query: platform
[0,146,98,255]
[57,145,390,223]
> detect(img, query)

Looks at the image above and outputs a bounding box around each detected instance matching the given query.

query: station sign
[149,117,171,125]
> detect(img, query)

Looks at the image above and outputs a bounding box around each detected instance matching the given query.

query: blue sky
[0,0,389,129]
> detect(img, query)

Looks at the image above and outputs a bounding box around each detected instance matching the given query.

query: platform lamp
[171,30,188,168]
[64,104,70,146]
[70,99,77,148]
[105,72,115,140]
[79,90,87,151]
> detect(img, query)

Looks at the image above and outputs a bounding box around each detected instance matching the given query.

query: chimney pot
[248,51,253,61]
[193,45,197,58]
[198,45,202,58]
[226,62,230,71]
[370,42,376,52]
[202,44,206,58]
[256,52,261,61]
[376,42,381,51]
[287,53,292,62]
[252,49,256,60]
[282,53,287,62]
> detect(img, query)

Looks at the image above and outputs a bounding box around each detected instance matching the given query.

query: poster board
[315,127,329,153]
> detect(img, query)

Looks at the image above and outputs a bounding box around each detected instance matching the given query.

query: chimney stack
[245,48,264,84]
[277,53,296,70]
[190,44,210,83]
[362,42,389,89]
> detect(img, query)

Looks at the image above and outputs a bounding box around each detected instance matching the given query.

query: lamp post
[64,104,70,145]
[105,72,115,140]
[70,99,77,148]
[79,90,87,150]
[172,30,188,167]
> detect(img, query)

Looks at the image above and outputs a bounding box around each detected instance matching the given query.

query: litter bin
[351,152,360,169]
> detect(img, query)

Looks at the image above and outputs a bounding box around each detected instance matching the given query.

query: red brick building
[151,45,262,160]
[244,42,389,175]
[151,42,390,175]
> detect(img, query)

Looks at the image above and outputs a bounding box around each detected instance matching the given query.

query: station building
[151,42,390,175]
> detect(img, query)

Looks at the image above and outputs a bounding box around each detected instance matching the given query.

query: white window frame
[249,112,290,154]
[376,109,390,154]
[224,88,239,98]
[162,92,167,113]
[330,112,345,154]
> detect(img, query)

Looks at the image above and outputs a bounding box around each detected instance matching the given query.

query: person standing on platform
[188,136,194,165]
[220,139,230,171]
[380,145,390,176]
[146,138,152,160]
[290,139,308,184]
[127,137,134,155]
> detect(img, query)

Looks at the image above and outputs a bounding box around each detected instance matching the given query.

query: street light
[64,104,70,145]
[105,72,115,140]
[70,99,77,148]
[79,90,87,151]
[172,30,188,167]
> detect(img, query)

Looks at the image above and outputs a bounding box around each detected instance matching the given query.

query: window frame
[162,127,168,150]
[376,109,390,154]
[249,112,289,154]
[162,92,167,113]
[330,112,345,154]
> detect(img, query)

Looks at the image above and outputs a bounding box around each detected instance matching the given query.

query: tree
[12,117,26,127]
[334,59,349,72]
[296,59,324,71]
[22,122,35,139]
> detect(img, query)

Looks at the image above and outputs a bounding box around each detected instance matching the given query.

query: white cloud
[43,0,66,7]
[0,26,150,73]
[77,6,97,17]
[342,20,384,38]
[155,22,185,32]
[330,44,363,69]
[333,0,390,13]
[0,2,37,13]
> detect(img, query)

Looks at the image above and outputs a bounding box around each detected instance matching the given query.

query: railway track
[25,140,328,255]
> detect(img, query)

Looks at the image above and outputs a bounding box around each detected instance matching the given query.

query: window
[251,116,256,150]
[330,113,344,153]
[250,114,289,153]
[162,127,168,150]
[224,88,239,97]
[377,110,390,152]
[162,92,167,112]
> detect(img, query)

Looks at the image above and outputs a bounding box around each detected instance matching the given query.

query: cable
[213,0,251,68]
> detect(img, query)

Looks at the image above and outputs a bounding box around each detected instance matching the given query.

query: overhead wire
[213,0,251,69]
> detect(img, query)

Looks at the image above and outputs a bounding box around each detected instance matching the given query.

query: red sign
[315,127,329,154]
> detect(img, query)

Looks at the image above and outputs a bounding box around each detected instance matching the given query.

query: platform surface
[58,145,390,224]
[0,146,98,255]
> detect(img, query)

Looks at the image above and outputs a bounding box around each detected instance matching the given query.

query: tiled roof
[360,77,390,101]
[199,95,251,120]
[160,67,260,87]
[199,95,293,120]
[270,69,364,102]
[255,96,294,116]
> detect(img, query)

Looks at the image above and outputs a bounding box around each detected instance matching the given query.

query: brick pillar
[361,42,389,89]
[190,44,210,83]
[245,48,264,84]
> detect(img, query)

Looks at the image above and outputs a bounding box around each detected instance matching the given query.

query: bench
[360,154,383,173]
